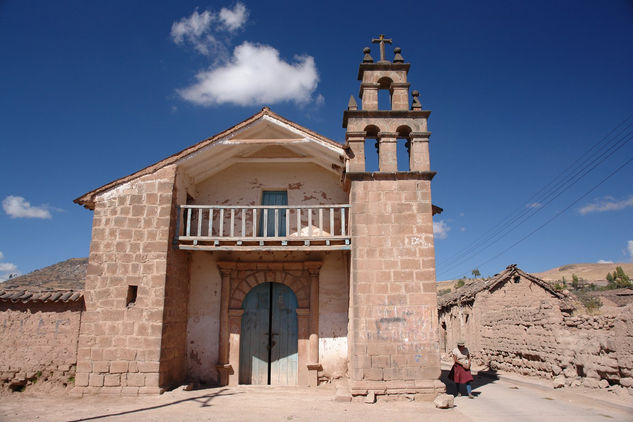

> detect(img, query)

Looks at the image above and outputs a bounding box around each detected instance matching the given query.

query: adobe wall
[185,251,349,385]
[475,275,564,378]
[348,177,443,398]
[73,165,182,395]
[0,301,83,391]
[194,162,347,207]
[439,277,633,392]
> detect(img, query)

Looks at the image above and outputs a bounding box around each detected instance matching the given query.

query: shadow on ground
[68,388,239,421]
[440,368,500,397]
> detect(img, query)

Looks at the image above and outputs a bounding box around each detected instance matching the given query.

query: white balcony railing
[175,204,351,251]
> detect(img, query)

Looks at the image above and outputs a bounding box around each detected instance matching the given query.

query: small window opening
[126,285,138,307]
[513,276,521,284]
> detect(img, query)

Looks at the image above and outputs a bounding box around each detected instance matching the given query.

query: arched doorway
[239,282,298,385]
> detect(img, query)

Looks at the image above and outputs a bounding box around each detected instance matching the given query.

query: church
[72,37,444,399]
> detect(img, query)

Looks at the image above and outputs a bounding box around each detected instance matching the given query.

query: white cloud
[578,195,633,215]
[597,259,614,264]
[433,220,450,240]
[526,202,542,209]
[171,10,218,56]
[3,196,52,219]
[0,262,17,272]
[628,240,633,261]
[0,258,19,282]
[178,42,319,106]
[171,4,247,56]
[219,3,248,31]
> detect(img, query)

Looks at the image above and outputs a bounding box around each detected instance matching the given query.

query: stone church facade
[71,38,444,398]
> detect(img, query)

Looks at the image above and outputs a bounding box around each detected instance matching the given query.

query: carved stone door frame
[216,261,322,386]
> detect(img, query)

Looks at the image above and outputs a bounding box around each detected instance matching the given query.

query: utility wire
[475,154,633,269]
[437,111,633,277]
[439,113,633,269]
[438,128,633,276]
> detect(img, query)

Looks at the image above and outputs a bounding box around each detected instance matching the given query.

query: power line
[475,154,633,269]
[437,111,633,277]
[438,128,633,276]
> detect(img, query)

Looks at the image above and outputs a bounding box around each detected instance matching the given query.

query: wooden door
[270,283,298,385]
[239,282,298,385]
[239,283,270,385]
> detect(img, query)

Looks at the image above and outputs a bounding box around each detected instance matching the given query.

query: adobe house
[71,37,444,399]
[438,265,633,392]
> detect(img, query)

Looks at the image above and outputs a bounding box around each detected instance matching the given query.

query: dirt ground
[2,371,632,422]
[0,383,464,422]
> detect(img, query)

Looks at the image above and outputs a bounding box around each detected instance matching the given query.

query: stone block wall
[0,301,83,391]
[348,176,443,398]
[73,165,184,395]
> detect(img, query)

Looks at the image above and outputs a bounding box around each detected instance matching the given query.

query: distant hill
[437,262,633,294]
[0,258,87,290]
[531,262,633,284]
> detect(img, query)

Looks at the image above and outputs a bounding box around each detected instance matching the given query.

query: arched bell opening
[396,125,413,172]
[377,76,394,110]
[363,125,380,172]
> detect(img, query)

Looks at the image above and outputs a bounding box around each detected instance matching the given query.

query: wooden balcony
[175,204,351,251]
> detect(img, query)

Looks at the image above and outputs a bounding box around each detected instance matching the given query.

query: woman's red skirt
[450,363,474,383]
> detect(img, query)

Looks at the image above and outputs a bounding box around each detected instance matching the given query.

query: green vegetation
[605,266,632,289]
[438,288,451,296]
[575,290,603,314]
[454,279,465,289]
[471,268,481,278]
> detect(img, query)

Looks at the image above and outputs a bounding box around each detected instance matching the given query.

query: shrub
[438,288,451,296]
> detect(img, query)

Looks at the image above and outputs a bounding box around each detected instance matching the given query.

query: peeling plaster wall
[186,253,222,385]
[194,162,347,207]
[185,251,349,385]
[318,253,349,380]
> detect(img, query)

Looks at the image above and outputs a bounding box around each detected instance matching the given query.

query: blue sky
[1,0,632,281]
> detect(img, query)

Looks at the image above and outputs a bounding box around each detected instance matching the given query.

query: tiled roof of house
[437,264,575,310]
[0,289,83,303]
[1,258,87,290]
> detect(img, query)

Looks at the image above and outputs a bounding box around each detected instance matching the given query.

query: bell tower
[343,36,444,399]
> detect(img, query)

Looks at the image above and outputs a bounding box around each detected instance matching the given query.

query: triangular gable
[74,107,345,209]
[438,264,573,310]
[240,145,306,159]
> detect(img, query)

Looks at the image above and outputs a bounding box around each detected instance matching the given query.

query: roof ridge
[74,108,344,209]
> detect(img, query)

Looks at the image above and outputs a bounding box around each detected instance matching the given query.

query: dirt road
[1,376,631,422]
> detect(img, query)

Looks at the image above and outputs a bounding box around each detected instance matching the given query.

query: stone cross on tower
[372,34,392,62]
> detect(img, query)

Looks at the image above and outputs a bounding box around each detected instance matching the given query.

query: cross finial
[371,34,392,62]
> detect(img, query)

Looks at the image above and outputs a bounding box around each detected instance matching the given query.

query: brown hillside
[1,258,87,290]
[532,262,633,283]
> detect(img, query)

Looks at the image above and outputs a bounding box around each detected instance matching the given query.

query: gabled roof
[74,107,345,210]
[438,264,575,310]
